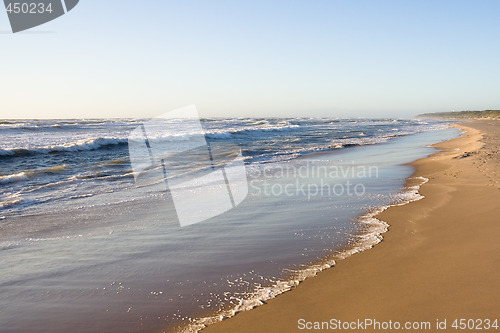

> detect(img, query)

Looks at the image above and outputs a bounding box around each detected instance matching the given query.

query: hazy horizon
[0,113,428,120]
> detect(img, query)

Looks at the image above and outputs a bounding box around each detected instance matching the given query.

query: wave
[243,132,408,164]
[134,123,301,141]
[0,138,128,158]
[0,172,29,184]
[229,123,300,135]
[71,171,133,181]
[0,165,69,184]
[0,196,23,209]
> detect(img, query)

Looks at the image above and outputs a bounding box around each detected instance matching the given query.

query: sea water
[0,118,459,332]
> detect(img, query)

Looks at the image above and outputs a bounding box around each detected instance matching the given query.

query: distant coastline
[418,109,500,119]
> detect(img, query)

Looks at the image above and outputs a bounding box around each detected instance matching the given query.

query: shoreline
[169,129,444,333]
[177,175,428,333]
[189,119,499,333]
[172,125,454,333]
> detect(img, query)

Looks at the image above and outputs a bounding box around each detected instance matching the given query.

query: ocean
[0,118,459,332]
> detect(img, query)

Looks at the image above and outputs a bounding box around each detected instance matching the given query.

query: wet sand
[198,119,500,333]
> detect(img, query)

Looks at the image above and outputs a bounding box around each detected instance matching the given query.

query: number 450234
[5,2,53,14]
[452,319,498,330]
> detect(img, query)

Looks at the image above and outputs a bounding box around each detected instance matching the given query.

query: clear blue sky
[1,0,500,119]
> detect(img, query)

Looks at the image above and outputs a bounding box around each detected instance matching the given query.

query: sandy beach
[199,119,500,333]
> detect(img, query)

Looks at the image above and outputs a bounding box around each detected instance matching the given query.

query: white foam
[181,176,429,333]
[0,172,28,184]
[0,137,128,156]
[0,165,69,185]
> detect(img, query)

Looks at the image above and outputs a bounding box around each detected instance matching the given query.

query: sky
[1,0,500,119]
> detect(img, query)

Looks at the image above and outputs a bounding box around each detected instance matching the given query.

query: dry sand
[199,120,500,333]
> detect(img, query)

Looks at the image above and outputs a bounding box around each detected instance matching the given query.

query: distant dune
[418,110,500,119]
